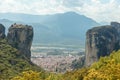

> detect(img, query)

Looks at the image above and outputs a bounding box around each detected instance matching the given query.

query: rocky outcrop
[7,23,33,60]
[0,24,6,39]
[0,24,42,79]
[85,22,120,66]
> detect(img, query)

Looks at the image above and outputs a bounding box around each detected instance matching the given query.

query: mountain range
[0,12,99,46]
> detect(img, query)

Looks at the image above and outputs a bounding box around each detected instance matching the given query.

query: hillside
[62,50,120,80]
[12,50,120,80]
[0,24,42,79]
[0,39,42,79]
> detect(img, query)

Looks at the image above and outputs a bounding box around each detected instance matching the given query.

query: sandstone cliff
[85,22,120,66]
[7,23,33,60]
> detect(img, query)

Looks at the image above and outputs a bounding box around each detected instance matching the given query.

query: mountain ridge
[0,11,99,45]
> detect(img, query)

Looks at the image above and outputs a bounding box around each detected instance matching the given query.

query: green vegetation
[11,50,120,80]
[1,38,120,80]
[12,70,62,80]
[0,39,42,79]
[63,50,120,80]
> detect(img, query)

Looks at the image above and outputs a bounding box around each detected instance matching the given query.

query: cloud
[0,0,83,14]
[0,0,120,22]
[0,0,31,13]
[79,0,120,22]
[62,0,83,7]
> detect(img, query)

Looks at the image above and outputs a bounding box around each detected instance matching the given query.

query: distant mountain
[40,12,99,39]
[0,12,99,46]
[0,19,14,34]
[0,19,14,27]
[100,21,109,25]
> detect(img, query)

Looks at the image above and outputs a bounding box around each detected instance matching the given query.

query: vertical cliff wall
[85,22,120,66]
[0,24,6,39]
[7,24,33,60]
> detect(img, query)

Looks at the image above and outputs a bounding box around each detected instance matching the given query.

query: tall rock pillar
[85,25,119,66]
[7,24,33,60]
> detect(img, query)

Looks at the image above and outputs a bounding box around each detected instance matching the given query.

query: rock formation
[7,23,33,60]
[0,24,6,39]
[85,22,120,66]
[0,23,41,79]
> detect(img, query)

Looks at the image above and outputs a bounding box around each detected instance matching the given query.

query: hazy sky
[0,0,120,22]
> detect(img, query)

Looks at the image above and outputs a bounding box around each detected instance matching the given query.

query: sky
[0,0,120,23]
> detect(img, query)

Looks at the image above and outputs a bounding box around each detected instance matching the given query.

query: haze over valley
[0,12,99,72]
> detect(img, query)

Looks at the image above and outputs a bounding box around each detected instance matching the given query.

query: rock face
[7,24,33,60]
[85,22,120,66]
[0,24,6,39]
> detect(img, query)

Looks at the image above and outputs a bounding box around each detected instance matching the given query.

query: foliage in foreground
[12,70,62,80]
[64,50,120,80]
[11,50,120,80]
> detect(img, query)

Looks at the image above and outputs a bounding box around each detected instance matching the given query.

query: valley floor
[31,44,85,72]
[31,55,82,72]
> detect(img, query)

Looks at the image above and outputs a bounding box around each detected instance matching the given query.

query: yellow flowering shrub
[12,50,120,80]
[12,70,41,80]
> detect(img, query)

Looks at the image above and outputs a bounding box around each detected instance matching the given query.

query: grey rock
[0,24,6,39]
[7,23,33,60]
[85,22,120,66]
